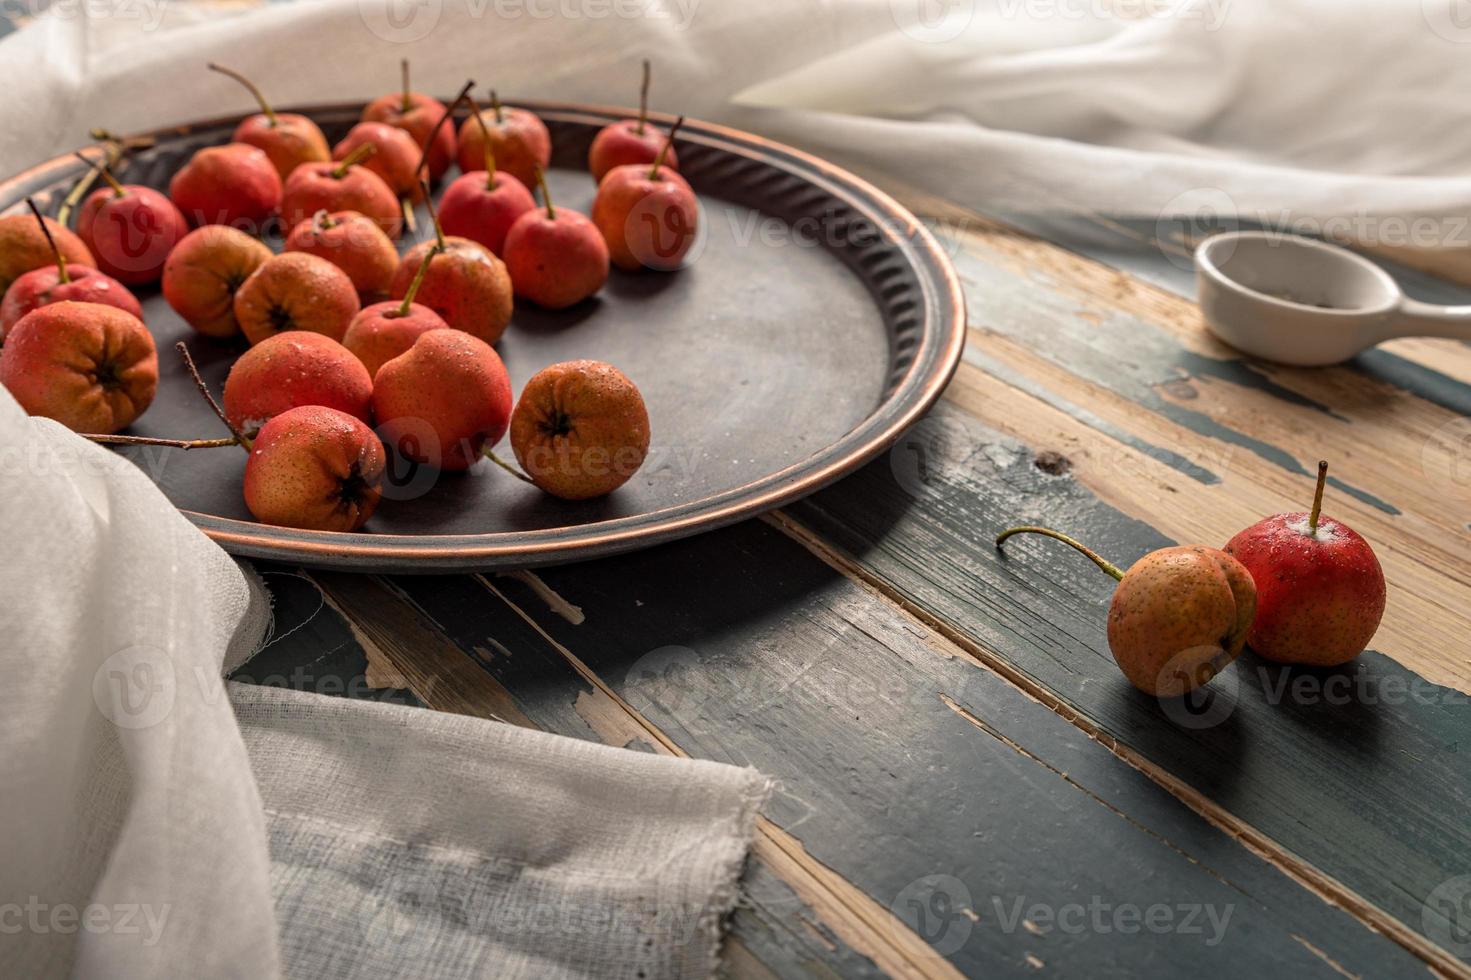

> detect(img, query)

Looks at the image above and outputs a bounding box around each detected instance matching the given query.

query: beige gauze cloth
[0,387,770,979]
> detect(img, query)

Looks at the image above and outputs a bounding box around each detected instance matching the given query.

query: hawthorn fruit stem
[84,434,238,450]
[25,198,69,285]
[636,58,651,135]
[176,341,251,450]
[490,89,504,124]
[333,142,376,178]
[649,116,684,180]
[467,95,497,188]
[400,58,412,114]
[484,448,534,484]
[995,525,1126,582]
[208,63,278,126]
[414,79,476,184]
[393,245,438,318]
[420,178,446,251]
[1309,459,1328,534]
[534,167,555,221]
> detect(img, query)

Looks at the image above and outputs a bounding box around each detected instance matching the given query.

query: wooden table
[243,187,1471,978]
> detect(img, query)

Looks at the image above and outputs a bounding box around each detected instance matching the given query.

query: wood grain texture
[247,565,901,979]
[379,527,1429,978]
[214,158,1471,980]
[781,201,1471,972]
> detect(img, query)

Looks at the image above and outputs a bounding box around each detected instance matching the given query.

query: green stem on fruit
[421,178,446,252]
[26,197,69,285]
[208,62,278,126]
[413,79,476,183]
[391,245,439,318]
[83,434,239,450]
[467,96,497,187]
[1309,459,1328,534]
[176,341,252,451]
[332,142,376,178]
[490,89,504,124]
[648,115,684,179]
[400,58,412,114]
[312,209,336,234]
[636,58,651,135]
[995,525,1126,582]
[534,167,555,220]
[484,448,534,484]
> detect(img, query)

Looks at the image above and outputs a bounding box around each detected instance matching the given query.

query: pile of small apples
[998,460,1388,695]
[0,60,700,533]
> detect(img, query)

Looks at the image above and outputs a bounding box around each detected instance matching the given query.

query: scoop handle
[1389,298,1471,342]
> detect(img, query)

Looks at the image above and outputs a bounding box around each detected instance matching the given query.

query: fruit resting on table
[996,526,1256,697]
[1225,461,1386,667]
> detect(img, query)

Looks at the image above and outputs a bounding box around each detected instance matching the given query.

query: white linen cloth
[0,387,770,978]
[4,0,1471,232]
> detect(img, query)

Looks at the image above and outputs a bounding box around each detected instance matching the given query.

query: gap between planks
[307,568,961,980]
[761,507,1470,980]
[899,186,1471,691]
[475,575,967,980]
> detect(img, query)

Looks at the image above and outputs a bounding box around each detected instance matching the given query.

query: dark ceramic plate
[0,102,965,571]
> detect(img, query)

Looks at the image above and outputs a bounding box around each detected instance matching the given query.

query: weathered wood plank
[234,563,894,980]
[965,203,1471,409]
[780,240,1470,972]
[888,197,1471,691]
[228,564,419,706]
[380,526,1431,978]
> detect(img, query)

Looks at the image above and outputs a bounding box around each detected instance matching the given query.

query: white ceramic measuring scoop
[1194,231,1471,366]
